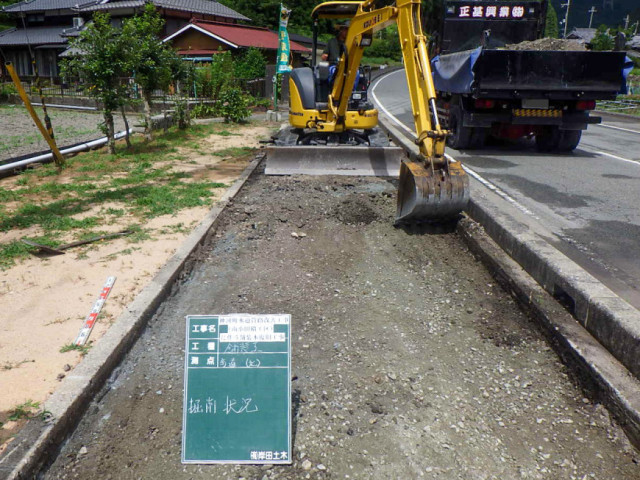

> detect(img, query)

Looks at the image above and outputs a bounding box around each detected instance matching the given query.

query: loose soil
[0,122,275,449]
[42,166,640,479]
[504,38,587,51]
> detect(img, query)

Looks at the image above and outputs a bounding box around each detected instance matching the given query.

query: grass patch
[8,400,40,421]
[0,123,243,270]
[60,342,92,356]
[0,241,36,270]
[212,146,256,158]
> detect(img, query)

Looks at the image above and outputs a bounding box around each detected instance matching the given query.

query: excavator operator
[321,21,359,88]
[322,22,348,64]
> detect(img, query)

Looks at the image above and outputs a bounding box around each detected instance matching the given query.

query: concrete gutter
[378,113,640,449]
[0,152,266,479]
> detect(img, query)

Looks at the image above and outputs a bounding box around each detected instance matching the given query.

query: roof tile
[77,0,249,21]
[175,21,309,52]
[0,25,73,46]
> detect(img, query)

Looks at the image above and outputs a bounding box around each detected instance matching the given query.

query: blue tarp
[431,47,482,95]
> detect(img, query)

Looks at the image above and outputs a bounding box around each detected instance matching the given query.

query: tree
[123,4,184,141]
[234,47,267,80]
[0,0,16,30]
[591,25,614,50]
[545,2,559,39]
[61,13,131,154]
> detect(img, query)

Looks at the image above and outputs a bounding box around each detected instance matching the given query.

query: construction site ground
[41,163,640,479]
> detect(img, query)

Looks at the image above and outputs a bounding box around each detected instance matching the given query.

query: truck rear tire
[536,127,581,152]
[447,106,473,149]
[558,130,582,152]
[535,127,561,152]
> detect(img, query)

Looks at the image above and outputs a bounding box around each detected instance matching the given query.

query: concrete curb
[378,113,640,449]
[0,152,266,479]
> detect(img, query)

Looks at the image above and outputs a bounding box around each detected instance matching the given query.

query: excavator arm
[314,0,469,222]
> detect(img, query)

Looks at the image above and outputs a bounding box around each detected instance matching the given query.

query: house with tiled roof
[163,20,310,64]
[0,0,249,79]
[566,27,597,45]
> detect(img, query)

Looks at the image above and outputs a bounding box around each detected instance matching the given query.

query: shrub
[234,47,266,80]
[219,87,251,123]
[194,51,234,100]
[0,82,17,101]
[191,103,216,118]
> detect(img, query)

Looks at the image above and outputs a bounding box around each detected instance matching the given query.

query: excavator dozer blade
[265,145,405,177]
[395,159,469,224]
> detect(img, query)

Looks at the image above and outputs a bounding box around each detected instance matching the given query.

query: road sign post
[182,314,292,464]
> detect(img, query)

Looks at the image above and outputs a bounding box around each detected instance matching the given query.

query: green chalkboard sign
[182,314,292,464]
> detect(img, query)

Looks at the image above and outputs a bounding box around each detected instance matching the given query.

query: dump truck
[431,0,631,151]
[267,0,468,223]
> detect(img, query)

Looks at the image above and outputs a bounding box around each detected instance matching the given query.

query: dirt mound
[334,196,380,225]
[504,38,587,51]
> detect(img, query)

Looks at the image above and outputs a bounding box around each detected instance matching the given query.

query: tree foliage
[0,0,15,30]
[122,4,185,139]
[591,25,614,50]
[218,0,319,36]
[195,51,235,100]
[61,12,131,153]
[545,2,559,39]
[364,25,402,62]
[234,47,267,80]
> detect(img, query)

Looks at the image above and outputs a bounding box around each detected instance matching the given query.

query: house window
[26,13,45,24]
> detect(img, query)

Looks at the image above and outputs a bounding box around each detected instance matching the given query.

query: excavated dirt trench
[43,162,639,479]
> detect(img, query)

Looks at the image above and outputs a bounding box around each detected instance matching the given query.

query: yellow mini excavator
[266,0,469,222]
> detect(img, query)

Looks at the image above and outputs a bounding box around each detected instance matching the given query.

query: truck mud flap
[265,145,405,177]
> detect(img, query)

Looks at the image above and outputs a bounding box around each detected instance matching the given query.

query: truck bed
[432,48,628,100]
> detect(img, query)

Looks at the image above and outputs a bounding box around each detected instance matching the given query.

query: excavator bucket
[265,145,405,177]
[395,159,469,224]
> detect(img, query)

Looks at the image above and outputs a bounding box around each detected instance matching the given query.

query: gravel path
[0,105,127,161]
[42,164,640,479]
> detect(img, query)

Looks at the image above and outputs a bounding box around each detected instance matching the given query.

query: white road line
[371,69,538,219]
[371,70,416,138]
[597,123,640,135]
[596,151,640,166]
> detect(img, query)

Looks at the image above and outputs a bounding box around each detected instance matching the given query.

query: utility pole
[623,14,630,30]
[588,6,597,28]
[561,0,572,38]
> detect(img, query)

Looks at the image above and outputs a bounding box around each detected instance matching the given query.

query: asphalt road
[371,69,640,310]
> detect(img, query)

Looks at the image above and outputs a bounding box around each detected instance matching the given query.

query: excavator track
[395,159,469,224]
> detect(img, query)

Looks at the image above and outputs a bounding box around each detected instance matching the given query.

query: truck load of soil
[503,37,587,51]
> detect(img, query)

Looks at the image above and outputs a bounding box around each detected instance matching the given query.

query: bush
[591,26,614,51]
[219,87,251,123]
[234,47,266,80]
[174,97,191,129]
[0,82,17,101]
[191,103,216,118]
[364,26,401,62]
[194,51,234,100]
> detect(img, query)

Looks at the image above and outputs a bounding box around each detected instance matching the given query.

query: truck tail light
[576,100,596,111]
[475,99,495,109]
